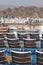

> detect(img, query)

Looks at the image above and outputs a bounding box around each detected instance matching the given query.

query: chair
[0,38,5,48]
[30,33,39,40]
[11,50,32,65]
[17,28,25,32]
[7,33,16,38]
[0,27,8,33]
[0,50,7,65]
[42,34,43,38]
[0,33,4,38]
[41,39,43,48]
[18,33,27,40]
[24,38,37,48]
[8,38,20,48]
[36,50,43,65]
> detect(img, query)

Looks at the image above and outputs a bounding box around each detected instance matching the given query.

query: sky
[0,0,43,7]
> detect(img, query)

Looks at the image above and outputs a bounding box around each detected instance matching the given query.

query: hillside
[0,6,43,18]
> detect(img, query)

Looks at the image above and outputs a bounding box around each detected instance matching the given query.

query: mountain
[0,6,43,18]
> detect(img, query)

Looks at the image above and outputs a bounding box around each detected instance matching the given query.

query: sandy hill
[0,6,43,18]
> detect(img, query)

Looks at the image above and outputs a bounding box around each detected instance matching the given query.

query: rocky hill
[0,6,43,18]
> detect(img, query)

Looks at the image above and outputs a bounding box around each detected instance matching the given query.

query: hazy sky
[0,0,43,7]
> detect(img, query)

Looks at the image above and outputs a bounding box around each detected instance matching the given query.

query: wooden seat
[41,39,43,48]
[18,33,27,40]
[36,51,43,65]
[8,38,20,48]
[0,38,5,48]
[24,38,37,48]
[11,50,31,64]
[17,28,25,32]
[30,33,39,40]
[7,33,16,38]
[0,27,8,33]
[0,50,7,64]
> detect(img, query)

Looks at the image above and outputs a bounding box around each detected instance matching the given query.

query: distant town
[0,17,43,24]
